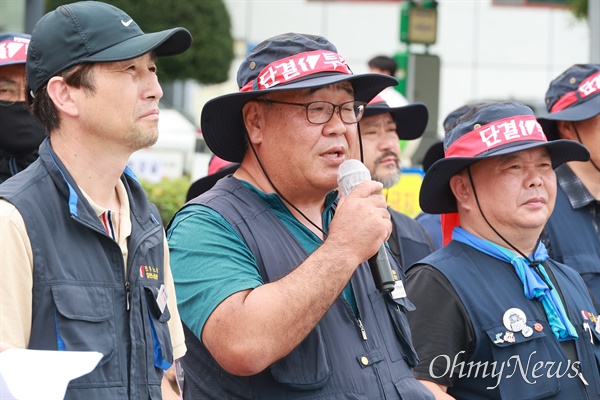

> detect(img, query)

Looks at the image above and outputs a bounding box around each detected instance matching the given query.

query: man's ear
[242,100,263,145]
[46,76,78,117]
[449,171,472,212]
[556,120,577,141]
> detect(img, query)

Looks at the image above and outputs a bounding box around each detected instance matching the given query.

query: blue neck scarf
[453,227,578,341]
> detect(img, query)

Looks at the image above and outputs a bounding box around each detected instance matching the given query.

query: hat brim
[537,94,600,140]
[201,73,397,162]
[186,163,240,202]
[82,28,192,63]
[422,141,444,173]
[419,139,590,214]
[362,102,428,140]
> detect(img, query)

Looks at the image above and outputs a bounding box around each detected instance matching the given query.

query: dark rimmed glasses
[256,99,367,124]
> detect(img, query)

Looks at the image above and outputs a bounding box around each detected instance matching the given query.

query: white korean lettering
[479,124,502,147]
[579,75,600,97]
[258,66,279,89]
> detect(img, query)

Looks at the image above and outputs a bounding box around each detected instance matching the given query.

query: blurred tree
[45,0,234,83]
[568,0,587,19]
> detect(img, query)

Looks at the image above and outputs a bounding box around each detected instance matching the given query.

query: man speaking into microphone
[167,33,434,399]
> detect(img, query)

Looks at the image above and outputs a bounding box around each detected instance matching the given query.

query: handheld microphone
[337,159,396,294]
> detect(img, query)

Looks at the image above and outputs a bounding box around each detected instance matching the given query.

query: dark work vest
[415,241,600,400]
[388,208,434,271]
[179,176,435,400]
[0,139,173,400]
[544,185,600,309]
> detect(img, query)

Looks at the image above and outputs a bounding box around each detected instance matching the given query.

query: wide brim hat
[420,102,590,214]
[361,94,428,140]
[186,163,240,202]
[27,1,192,95]
[537,64,600,140]
[201,33,397,163]
[0,33,30,67]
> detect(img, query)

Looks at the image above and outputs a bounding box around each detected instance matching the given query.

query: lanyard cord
[246,135,327,238]
[573,123,600,173]
[466,166,552,287]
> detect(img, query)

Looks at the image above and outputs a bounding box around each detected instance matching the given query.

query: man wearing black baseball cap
[358,94,434,267]
[538,64,600,309]
[0,2,191,399]
[167,32,435,399]
[405,102,600,399]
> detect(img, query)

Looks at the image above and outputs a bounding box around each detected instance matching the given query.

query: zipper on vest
[577,367,589,386]
[125,281,130,310]
[357,318,368,341]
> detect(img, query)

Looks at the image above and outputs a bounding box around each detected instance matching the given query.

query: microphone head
[337,159,371,196]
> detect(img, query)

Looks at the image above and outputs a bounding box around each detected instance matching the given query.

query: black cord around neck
[573,123,600,173]
[466,166,552,286]
[246,136,327,238]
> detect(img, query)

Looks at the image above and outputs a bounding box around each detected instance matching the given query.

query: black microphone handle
[368,245,396,294]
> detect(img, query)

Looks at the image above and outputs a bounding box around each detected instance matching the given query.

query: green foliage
[45,0,234,83]
[567,0,588,20]
[139,176,191,226]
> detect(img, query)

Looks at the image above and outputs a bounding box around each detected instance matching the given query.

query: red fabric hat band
[445,115,547,158]
[240,50,352,92]
[550,71,600,113]
[0,39,29,64]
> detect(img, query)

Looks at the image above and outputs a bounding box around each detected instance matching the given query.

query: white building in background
[190,0,590,141]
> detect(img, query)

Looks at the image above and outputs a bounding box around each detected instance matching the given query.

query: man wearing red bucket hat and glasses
[405,102,600,399]
[167,33,435,399]
[538,64,600,309]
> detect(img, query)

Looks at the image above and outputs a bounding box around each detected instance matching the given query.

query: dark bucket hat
[361,94,428,140]
[537,64,600,140]
[26,1,192,95]
[200,33,397,163]
[420,102,590,214]
[186,162,240,202]
[421,102,483,173]
[0,33,30,67]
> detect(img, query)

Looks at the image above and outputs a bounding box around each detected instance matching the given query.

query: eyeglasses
[256,99,367,124]
[0,81,24,106]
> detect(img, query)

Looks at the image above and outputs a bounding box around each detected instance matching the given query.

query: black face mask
[0,102,46,155]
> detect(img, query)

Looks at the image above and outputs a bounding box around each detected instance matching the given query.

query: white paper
[0,349,102,400]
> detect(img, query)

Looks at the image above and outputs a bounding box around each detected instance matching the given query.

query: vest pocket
[367,291,419,367]
[484,323,560,399]
[269,325,332,390]
[51,285,120,387]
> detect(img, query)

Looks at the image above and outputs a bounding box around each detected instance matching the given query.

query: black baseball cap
[27,1,192,95]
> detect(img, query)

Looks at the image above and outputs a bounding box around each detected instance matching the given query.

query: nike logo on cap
[121,19,133,27]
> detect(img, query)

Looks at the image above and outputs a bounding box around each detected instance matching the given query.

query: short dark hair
[27,63,96,134]
[368,55,397,76]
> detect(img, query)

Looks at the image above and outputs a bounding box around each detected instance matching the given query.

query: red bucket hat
[200,33,397,163]
[420,102,590,214]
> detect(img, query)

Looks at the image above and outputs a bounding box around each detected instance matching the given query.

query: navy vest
[179,176,435,400]
[388,208,434,270]
[416,241,600,400]
[544,186,600,308]
[0,140,173,400]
